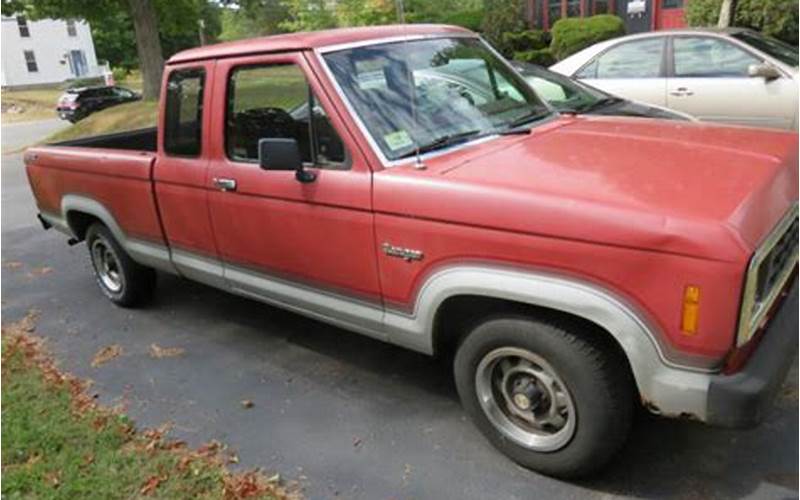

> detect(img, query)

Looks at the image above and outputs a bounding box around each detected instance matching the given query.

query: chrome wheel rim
[91,236,124,293]
[475,347,576,452]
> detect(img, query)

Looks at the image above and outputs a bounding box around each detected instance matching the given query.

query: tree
[717,0,737,27]
[481,0,527,51]
[2,0,218,99]
[219,0,289,40]
[686,0,798,44]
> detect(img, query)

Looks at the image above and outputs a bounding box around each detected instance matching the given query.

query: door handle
[669,87,694,97]
[213,177,237,192]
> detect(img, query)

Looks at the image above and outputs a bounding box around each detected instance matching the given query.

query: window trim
[17,16,30,37]
[163,67,206,158]
[667,34,767,79]
[223,61,350,170]
[23,50,38,73]
[574,35,668,79]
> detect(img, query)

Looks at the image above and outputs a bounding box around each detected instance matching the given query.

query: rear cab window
[164,68,205,156]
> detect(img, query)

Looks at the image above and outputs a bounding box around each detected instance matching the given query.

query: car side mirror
[748,63,781,80]
[258,138,316,183]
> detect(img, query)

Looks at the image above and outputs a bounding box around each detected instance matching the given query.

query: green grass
[1,88,63,124]
[43,100,159,144]
[1,331,283,499]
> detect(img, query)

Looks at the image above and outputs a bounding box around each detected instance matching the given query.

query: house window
[548,0,562,24]
[17,16,30,37]
[66,19,77,37]
[662,0,683,7]
[24,51,38,72]
[566,0,581,17]
[593,0,610,14]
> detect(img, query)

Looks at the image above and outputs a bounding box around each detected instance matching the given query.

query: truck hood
[374,116,798,261]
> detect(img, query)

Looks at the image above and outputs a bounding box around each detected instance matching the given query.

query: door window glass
[226,64,346,167]
[673,37,760,77]
[591,38,664,78]
[164,68,205,156]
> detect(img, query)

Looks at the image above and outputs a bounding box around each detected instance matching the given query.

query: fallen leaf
[139,475,164,496]
[27,266,53,278]
[3,261,23,269]
[45,470,61,488]
[149,343,185,359]
[240,399,254,409]
[267,473,280,483]
[91,345,123,367]
[352,437,362,448]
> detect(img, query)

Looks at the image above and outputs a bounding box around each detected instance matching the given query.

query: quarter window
[164,68,205,156]
[673,37,760,77]
[581,38,664,78]
[23,51,38,72]
[17,16,29,37]
[226,64,346,167]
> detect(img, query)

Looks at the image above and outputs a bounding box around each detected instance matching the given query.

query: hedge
[550,14,625,60]
[481,0,528,54]
[502,30,551,53]
[513,47,557,66]
[686,0,798,44]
[439,9,484,31]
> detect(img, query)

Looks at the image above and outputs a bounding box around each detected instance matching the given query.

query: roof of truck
[168,24,474,64]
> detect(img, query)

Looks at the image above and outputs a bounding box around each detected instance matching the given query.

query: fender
[385,265,714,420]
[54,195,177,275]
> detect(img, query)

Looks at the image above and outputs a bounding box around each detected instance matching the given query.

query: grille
[737,207,799,346]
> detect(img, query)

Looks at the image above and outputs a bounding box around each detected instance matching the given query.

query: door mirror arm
[258,138,317,183]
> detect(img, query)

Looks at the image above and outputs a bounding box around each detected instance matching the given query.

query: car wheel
[86,223,155,307]
[454,314,633,478]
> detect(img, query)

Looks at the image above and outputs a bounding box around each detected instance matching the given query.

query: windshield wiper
[500,110,554,134]
[572,96,624,114]
[397,129,483,158]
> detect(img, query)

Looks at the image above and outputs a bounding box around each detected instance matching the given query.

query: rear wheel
[454,315,633,478]
[86,223,155,307]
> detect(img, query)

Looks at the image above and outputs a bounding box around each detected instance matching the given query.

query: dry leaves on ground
[149,343,185,359]
[91,345,123,368]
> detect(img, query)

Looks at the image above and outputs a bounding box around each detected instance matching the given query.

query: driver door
[206,52,385,335]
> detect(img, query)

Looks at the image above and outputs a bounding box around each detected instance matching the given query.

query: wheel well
[65,211,101,241]
[432,295,636,388]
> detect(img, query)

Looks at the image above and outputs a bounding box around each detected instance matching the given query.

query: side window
[673,37,760,77]
[226,64,346,167]
[589,38,664,78]
[164,68,205,157]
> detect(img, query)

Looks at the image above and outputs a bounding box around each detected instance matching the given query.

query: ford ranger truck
[24,25,799,478]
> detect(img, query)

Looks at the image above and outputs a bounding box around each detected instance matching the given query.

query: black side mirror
[258,138,316,183]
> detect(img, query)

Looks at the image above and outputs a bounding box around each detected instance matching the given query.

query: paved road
[1,118,67,153]
[2,121,798,499]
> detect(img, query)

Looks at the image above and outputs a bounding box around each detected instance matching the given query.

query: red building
[527,0,687,32]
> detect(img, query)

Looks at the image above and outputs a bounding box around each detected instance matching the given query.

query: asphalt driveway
[2,120,798,499]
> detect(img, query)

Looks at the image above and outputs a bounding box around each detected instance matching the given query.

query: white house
[1,15,107,88]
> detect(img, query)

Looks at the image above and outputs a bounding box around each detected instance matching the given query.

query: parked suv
[56,85,140,123]
[26,25,798,478]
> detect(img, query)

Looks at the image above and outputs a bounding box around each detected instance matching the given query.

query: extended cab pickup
[25,25,799,478]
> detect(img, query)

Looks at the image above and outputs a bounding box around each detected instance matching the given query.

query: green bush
[481,0,528,54]
[513,47,557,66]
[111,67,130,83]
[502,30,551,52]
[686,0,798,45]
[63,77,106,89]
[550,14,625,60]
[439,9,485,31]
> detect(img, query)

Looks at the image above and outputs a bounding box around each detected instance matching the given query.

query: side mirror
[258,138,316,183]
[748,63,781,80]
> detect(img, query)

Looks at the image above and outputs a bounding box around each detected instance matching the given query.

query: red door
[655,0,686,29]
[205,51,383,309]
[154,59,226,288]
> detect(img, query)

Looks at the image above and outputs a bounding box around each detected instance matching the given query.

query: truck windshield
[323,37,551,162]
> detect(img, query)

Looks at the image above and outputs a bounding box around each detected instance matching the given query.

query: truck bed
[51,127,157,151]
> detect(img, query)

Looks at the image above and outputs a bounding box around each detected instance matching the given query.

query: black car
[510,61,693,121]
[56,86,141,123]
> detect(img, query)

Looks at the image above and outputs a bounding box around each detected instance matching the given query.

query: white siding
[1,16,104,87]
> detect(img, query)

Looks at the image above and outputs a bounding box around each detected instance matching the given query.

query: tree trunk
[127,0,164,100]
[717,0,737,28]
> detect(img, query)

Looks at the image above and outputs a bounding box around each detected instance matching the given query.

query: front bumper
[706,279,798,428]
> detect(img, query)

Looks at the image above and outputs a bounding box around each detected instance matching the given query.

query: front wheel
[86,223,155,307]
[454,315,634,478]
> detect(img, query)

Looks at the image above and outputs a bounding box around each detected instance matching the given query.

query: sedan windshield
[731,31,798,67]
[323,37,551,161]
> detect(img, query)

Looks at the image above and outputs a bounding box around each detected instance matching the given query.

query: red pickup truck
[25,25,798,477]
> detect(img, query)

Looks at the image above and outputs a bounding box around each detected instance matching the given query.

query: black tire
[454,315,633,478]
[85,223,155,307]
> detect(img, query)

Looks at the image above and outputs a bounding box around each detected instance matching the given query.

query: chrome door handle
[669,87,694,97]
[213,177,237,192]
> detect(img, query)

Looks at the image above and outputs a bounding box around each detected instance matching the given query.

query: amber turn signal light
[681,285,701,335]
